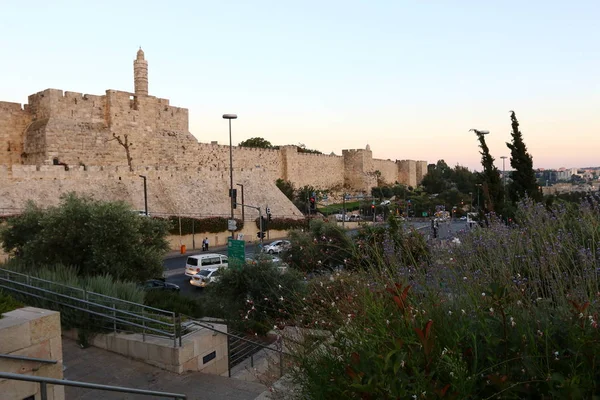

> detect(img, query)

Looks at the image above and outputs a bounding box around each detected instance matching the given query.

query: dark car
[142,279,180,292]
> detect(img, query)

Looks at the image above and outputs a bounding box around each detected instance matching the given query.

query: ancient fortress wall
[0,102,30,165]
[372,158,400,185]
[0,50,426,215]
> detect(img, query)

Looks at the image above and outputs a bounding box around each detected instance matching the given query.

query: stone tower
[133,48,148,96]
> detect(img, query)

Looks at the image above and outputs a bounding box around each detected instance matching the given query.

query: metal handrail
[0,372,186,400]
[0,275,183,346]
[0,280,176,338]
[0,354,57,364]
[0,268,173,317]
[184,319,290,356]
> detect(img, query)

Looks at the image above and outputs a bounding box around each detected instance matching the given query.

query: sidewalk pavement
[62,337,266,400]
[164,245,228,260]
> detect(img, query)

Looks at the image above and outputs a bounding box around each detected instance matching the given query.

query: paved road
[164,221,469,296]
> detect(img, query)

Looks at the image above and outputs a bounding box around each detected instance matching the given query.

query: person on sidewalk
[204,237,209,251]
[202,238,207,251]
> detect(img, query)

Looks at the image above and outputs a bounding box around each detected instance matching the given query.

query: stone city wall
[0,81,427,211]
[0,165,304,219]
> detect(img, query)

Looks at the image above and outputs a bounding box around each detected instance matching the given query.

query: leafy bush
[144,290,203,318]
[166,216,243,235]
[205,261,305,335]
[285,220,356,273]
[254,216,306,231]
[0,193,170,282]
[286,196,600,399]
[0,290,22,317]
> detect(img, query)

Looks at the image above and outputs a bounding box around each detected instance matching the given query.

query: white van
[185,254,228,276]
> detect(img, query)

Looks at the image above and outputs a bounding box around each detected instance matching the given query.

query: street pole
[259,207,263,246]
[500,156,507,190]
[476,184,482,212]
[342,193,346,229]
[138,175,148,216]
[223,114,237,239]
[236,183,245,222]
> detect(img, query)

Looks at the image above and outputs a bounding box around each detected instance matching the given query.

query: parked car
[246,254,283,265]
[261,240,291,254]
[349,214,362,221]
[142,279,180,292]
[185,254,228,276]
[380,200,391,206]
[189,268,222,288]
[459,216,467,221]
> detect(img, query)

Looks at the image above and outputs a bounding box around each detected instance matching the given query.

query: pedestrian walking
[202,238,207,251]
[204,237,209,251]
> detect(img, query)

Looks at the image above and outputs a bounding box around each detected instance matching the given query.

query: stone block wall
[0,307,64,400]
[398,160,417,187]
[64,323,229,375]
[0,102,31,165]
[372,158,399,185]
[416,160,428,183]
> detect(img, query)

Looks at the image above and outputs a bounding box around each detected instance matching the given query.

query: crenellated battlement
[0,49,426,209]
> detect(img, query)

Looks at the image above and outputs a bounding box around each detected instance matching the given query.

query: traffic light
[256,231,265,239]
[229,188,237,209]
[310,197,316,210]
[268,213,272,222]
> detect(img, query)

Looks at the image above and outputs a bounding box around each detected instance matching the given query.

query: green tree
[0,193,170,282]
[238,137,273,148]
[506,111,542,202]
[275,178,294,201]
[472,129,504,213]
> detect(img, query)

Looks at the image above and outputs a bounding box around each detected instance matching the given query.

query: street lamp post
[475,184,482,212]
[500,156,507,190]
[223,114,238,239]
[138,175,148,216]
[236,183,245,222]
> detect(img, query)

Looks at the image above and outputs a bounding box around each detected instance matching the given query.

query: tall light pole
[475,184,482,212]
[138,175,148,216]
[223,114,237,239]
[236,183,245,222]
[500,156,507,190]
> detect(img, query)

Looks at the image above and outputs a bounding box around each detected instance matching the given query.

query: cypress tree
[506,111,542,202]
[472,130,504,213]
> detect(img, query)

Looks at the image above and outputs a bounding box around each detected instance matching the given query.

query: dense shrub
[0,193,169,282]
[254,217,305,231]
[284,196,600,399]
[166,216,243,235]
[205,261,305,335]
[144,290,203,318]
[285,219,356,273]
[0,290,22,317]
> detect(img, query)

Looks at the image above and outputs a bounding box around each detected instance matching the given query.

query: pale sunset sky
[1,1,598,171]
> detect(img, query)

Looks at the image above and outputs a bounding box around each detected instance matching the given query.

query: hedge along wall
[164,216,301,249]
[164,216,244,235]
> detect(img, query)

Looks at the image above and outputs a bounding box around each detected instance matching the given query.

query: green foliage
[254,216,305,231]
[205,261,305,334]
[0,291,22,317]
[0,262,146,333]
[275,178,295,201]
[238,137,274,148]
[285,220,356,273]
[288,197,600,399]
[295,144,322,154]
[507,111,543,203]
[166,216,243,235]
[144,290,203,318]
[473,130,504,213]
[0,193,169,282]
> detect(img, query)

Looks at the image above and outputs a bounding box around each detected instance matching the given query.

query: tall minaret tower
[134,48,148,96]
